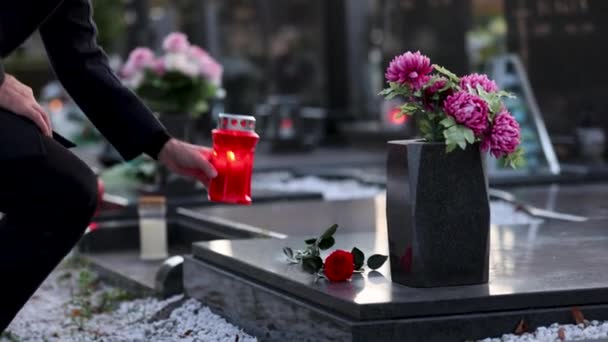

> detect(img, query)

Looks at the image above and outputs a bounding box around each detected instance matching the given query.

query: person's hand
[0,74,52,136]
[158,138,217,188]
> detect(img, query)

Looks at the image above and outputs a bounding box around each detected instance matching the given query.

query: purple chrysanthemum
[385,51,433,90]
[481,110,521,158]
[443,91,489,136]
[460,73,499,93]
[423,77,454,110]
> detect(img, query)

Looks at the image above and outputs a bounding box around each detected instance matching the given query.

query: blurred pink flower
[188,46,210,60]
[122,47,155,78]
[151,58,166,76]
[189,46,223,85]
[443,91,489,136]
[385,51,433,90]
[460,73,498,93]
[481,110,521,158]
[162,32,190,53]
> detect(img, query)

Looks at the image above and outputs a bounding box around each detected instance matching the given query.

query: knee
[43,159,99,229]
[62,168,99,226]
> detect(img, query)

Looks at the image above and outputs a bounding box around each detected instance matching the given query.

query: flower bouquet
[381,51,523,287]
[121,32,223,118]
[380,51,524,167]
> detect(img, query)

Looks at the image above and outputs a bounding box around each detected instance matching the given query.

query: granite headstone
[383,0,472,75]
[505,0,608,137]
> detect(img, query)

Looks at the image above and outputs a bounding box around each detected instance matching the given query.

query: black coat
[0,0,170,161]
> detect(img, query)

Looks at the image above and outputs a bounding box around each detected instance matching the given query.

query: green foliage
[378,82,412,100]
[367,255,389,270]
[400,102,422,117]
[351,247,365,271]
[318,237,335,250]
[283,224,340,266]
[441,118,474,152]
[0,331,20,342]
[433,64,460,83]
[302,256,323,274]
[472,85,515,117]
[67,267,137,330]
[379,54,525,168]
[283,224,388,279]
[500,147,526,169]
[136,70,217,117]
[92,0,126,52]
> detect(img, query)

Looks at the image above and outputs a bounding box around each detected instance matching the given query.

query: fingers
[192,146,217,178]
[0,74,52,137]
[195,155,218,179]
[179,168,211,188]
[33,102,53,136]
[28,103,52,137]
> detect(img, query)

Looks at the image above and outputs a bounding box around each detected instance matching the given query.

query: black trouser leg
[0,135,98,332]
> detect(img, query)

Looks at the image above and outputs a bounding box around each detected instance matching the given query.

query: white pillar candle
[138,196,168,260]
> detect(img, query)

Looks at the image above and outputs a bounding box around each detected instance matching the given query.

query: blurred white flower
[164,53,199,78]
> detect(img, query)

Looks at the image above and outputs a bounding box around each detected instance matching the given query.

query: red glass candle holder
[208,114,259,205]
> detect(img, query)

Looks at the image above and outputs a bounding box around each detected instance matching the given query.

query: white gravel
[1,263,256,342]
[480,322,608,341]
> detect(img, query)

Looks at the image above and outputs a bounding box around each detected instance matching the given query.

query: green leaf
[440,117,456,128]
[352,247,365,270]
[282,247,294,260]
[446,143,457,153]
[302,256,324,274]
[476,84,489,97]
[378,88,393,96]
[444,125,466,150]
[400,103,420,116]
[320,224,338,240]
[418,118,433,137]
[497,90,516,99]
[318,237,335,251]
[500,147,526,169]
[433,64,460,82]
[463,127,475,144]
[490,99,503,114]
[305,238,317,245]
[367,255,389,270]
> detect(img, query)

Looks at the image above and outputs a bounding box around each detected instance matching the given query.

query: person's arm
[38,0,170,160]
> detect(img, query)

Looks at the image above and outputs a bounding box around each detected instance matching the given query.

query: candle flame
[227,151,236,162]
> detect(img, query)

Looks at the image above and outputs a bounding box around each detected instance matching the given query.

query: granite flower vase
[386,140,490,288]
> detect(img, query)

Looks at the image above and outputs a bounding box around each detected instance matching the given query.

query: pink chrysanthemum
[188,46,223,85]
[121,47,155,78]
[151,58,166,76]
[163,32,190,53]
[385,51,433,90]
[481,110,521,158]
[443,91,489,136]
[423,77,454,110]
[460,73,499,93]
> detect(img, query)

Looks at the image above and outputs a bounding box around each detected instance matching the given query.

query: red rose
[324,250,354,282]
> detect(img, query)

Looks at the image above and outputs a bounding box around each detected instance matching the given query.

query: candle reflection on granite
[208,240,234,257]
[373,194,389,255]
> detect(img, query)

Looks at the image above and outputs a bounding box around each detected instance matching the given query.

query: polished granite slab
[192,218,608,321]
[184,183,608,340]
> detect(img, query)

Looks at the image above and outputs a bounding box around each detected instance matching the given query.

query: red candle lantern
[208,113,259,205]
